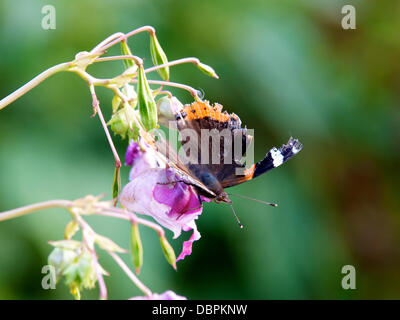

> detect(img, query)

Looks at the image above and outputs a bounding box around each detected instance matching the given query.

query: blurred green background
[1,0,400,299]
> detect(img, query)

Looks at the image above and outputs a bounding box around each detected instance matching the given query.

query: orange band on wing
[220,164,256,188]
[182,101,235,122]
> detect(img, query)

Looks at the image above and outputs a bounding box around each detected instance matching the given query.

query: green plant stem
[73,213,108,300]
[89,84,121,168]
[0,200,72,222]
[91,26,155,55]
[0,62,71,111]
[95,207,165,237]
[131,79,201,100]
[144,57,200,74]
[107,250,152,297]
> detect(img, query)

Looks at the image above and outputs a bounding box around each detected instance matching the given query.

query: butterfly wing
[173,101,302,190]
[174,101,252,193]
[142,128,217,198]
[219,137,303,188]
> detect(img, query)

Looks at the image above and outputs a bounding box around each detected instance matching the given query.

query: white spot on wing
[270,147,284,167]
[292,145,300,154]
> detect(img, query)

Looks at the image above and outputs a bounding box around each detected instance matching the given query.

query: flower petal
[177,221,201,262]
[121,168,203,239]
[125,141,141,166]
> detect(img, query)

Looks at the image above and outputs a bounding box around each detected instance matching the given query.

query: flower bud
[130,222,143,274]
[70,283,81,300]
[122,84,137,103]
[48,241,107,299]
[48,246,79,280]
[49,239,82,250]
[62,249,97,294]
[137,65,158,130]
[108,110,129,138]
[150,34,169,81]
[159,236,177,270]
[107,107,139,140]
[157,96,184,120]
[112,94,122,113]
[197,62,219,79]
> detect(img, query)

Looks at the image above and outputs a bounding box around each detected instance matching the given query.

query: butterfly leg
[156,179,200,188]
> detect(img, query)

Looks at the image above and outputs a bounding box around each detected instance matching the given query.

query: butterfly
[149,100,302,210]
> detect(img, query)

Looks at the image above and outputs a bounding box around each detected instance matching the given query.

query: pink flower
[125,140,158,180]
[121,141,208,261]
[130,290,187,300]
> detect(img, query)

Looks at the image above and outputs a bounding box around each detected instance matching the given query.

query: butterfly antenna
[229,203,243,229]
[227,193,278,207]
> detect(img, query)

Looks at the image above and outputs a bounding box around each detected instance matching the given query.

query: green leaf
[130,222,143,274]
[150,34,169,81]
[137,65,158,130]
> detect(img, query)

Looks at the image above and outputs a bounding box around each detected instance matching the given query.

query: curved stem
[94,55,143,65]
[89,84,121,169]
[90,249,108,300]
[95,207,165,237]
[144,57,200,75]
[90,32,125,54]
[108,250,152,297]
[74,213,108,300]
[91,26,155,55]
[0,200,72,222]
[131,79,201,101]
[0,62,71,110]
[156,90,173,98]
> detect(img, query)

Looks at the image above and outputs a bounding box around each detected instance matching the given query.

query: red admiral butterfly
[151,100,302,210]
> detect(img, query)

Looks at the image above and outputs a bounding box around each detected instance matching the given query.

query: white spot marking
[292,144,300,154]
[270,148,284,167]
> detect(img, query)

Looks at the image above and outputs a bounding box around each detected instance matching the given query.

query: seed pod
[136,65,158,130]
[130,222,143,274]
[150,34,169,81]
[112,166,121,205]
[159,236,177,270]
[197,62,219,79]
